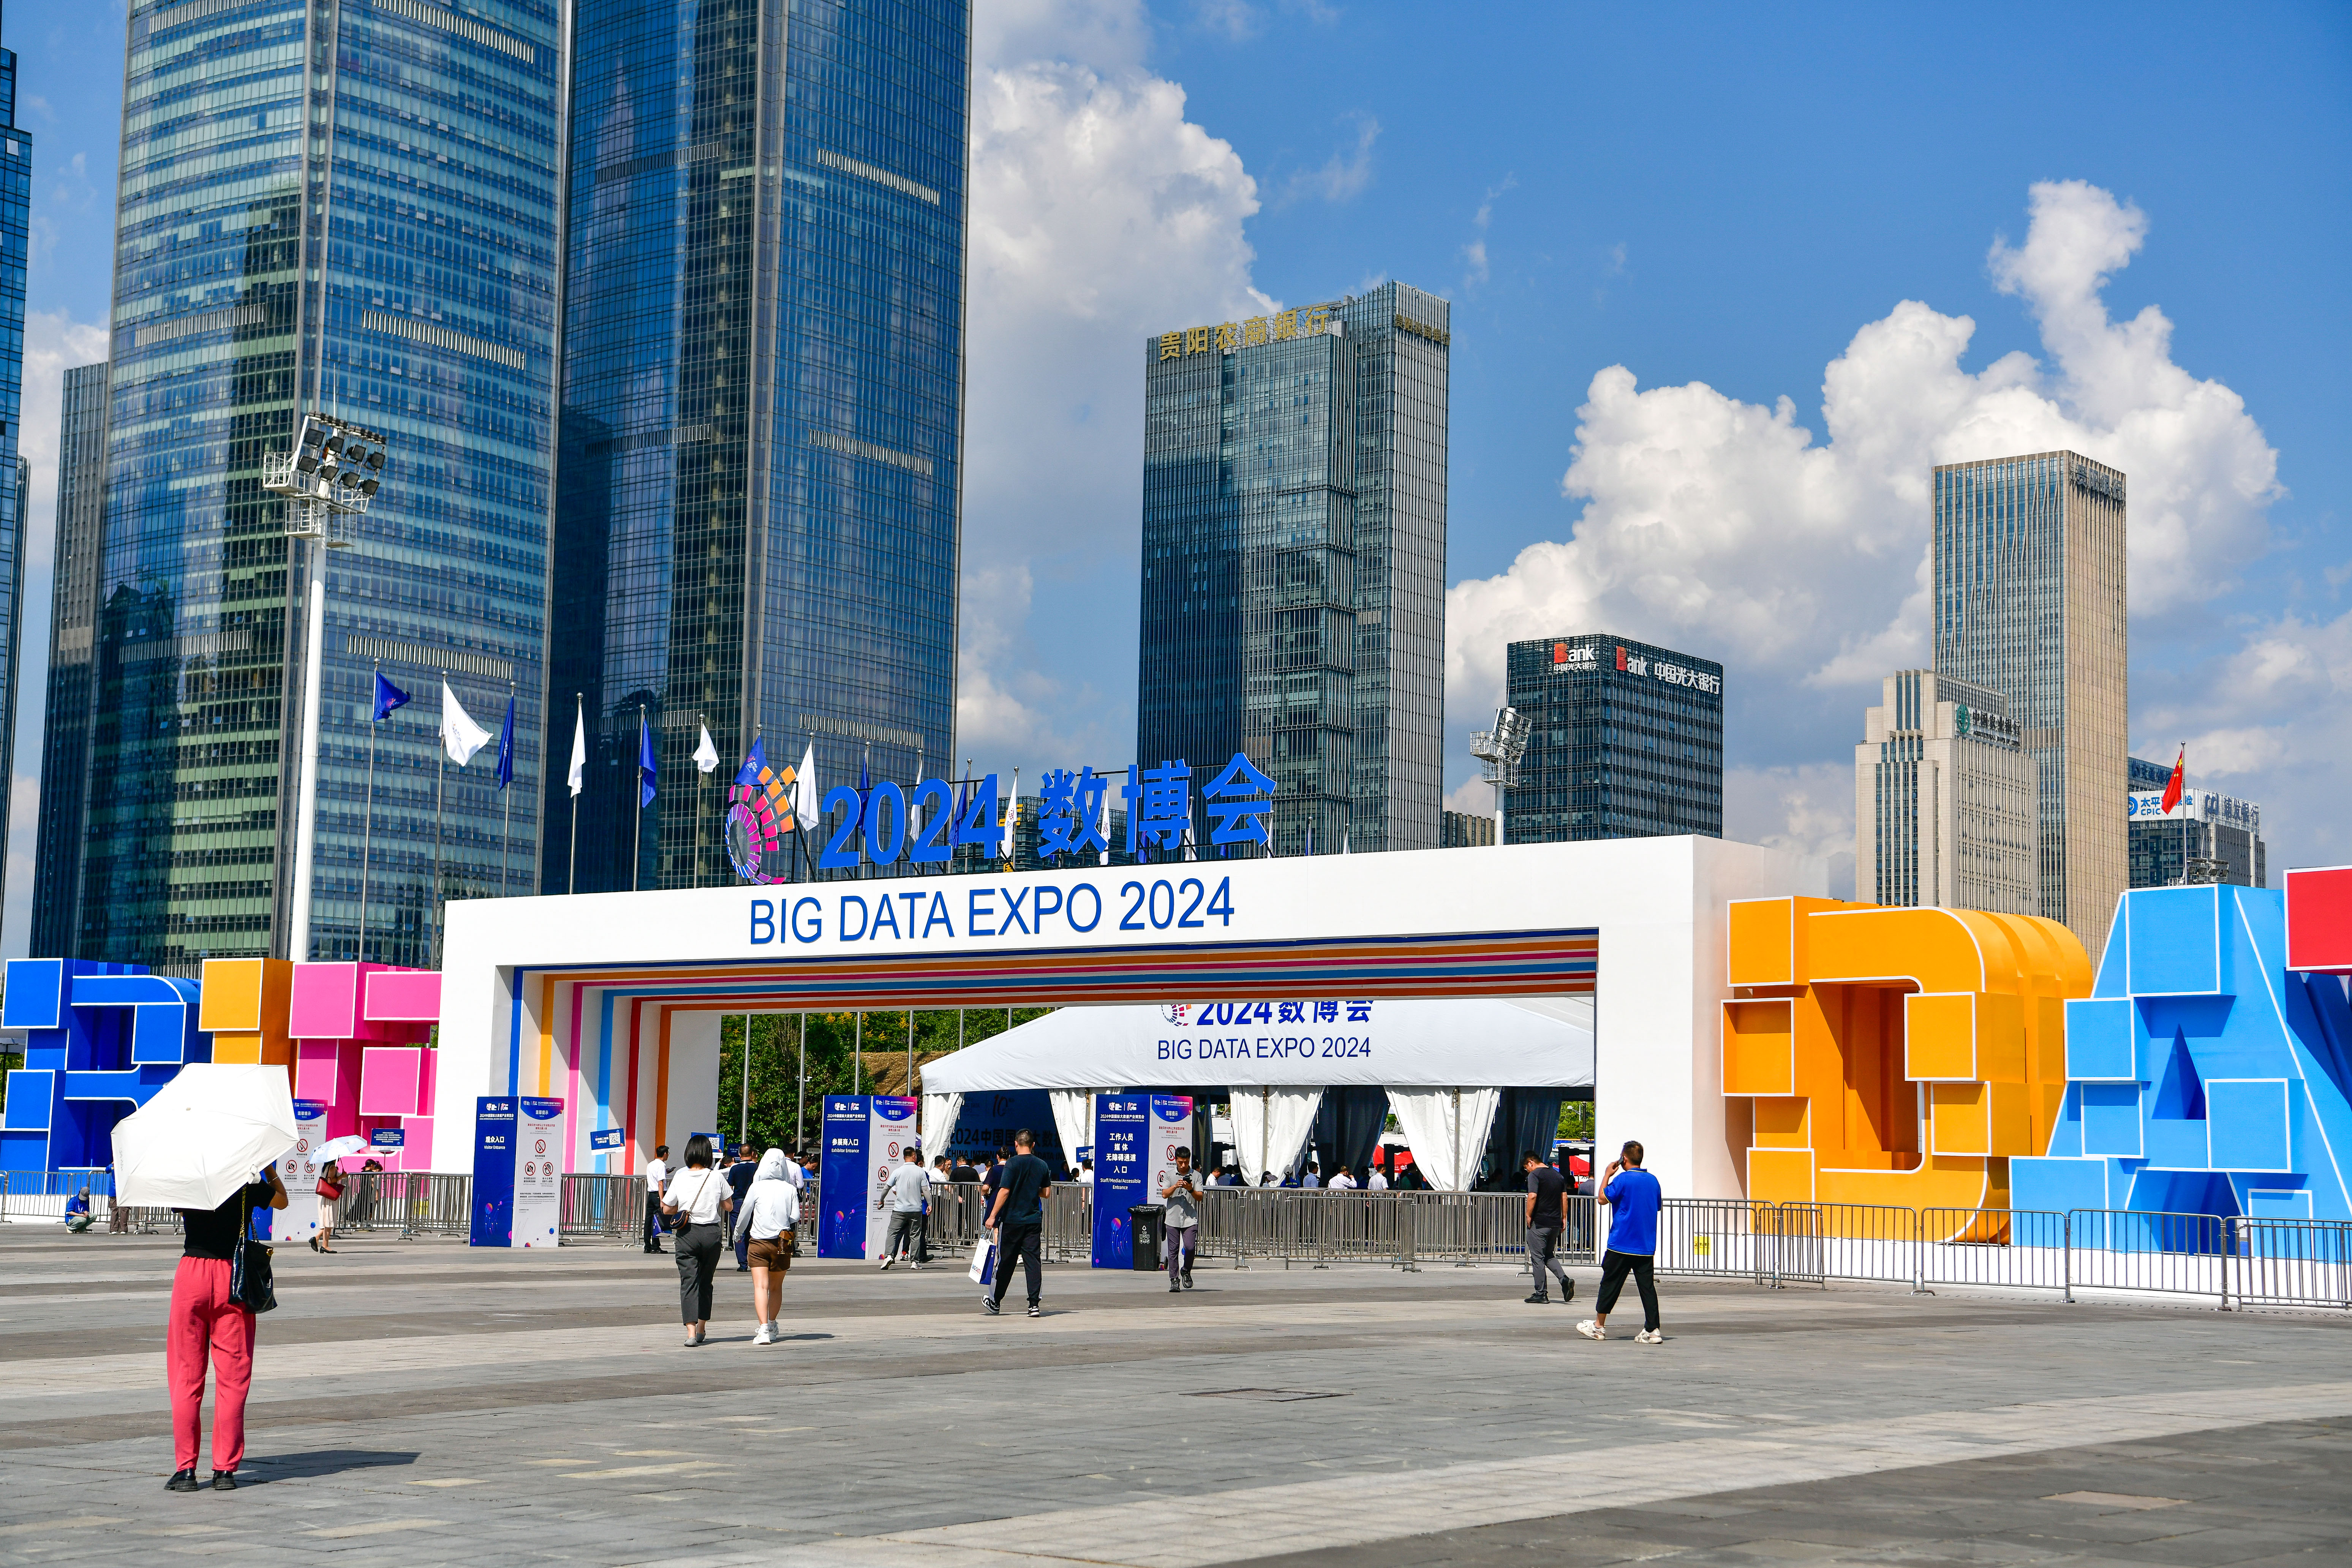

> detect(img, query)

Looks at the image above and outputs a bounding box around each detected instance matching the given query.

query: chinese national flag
[2160,746,2186,816]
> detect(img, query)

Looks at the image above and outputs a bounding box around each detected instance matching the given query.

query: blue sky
[5,0,2347,936]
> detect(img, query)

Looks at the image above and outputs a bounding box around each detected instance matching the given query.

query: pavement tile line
[775,1380,2352,1568]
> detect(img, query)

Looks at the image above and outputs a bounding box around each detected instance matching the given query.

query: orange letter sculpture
[1723,898,2088,1228]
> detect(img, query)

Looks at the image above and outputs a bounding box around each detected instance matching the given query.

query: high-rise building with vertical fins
[30,362,109,956]
[60,0,566,967]
[1136,282,1448,856]
[0,21,27,952]
[1932,451,2128,955]
[544,0,969,893]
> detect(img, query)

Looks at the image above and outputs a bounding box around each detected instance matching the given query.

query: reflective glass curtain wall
[1932,451,2127,955]
[30,362,108,956]
[82,0,563,968]
[1503,634,1724,843]
[0,38,25,949]
[547,0,967,893]
[1136,281,1446,857]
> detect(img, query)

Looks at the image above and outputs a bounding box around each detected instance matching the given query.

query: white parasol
[315,1135,371,1165]
[112,1064,298,1211]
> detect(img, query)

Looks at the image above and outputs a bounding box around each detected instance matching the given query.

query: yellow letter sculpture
[1723,898,2088,1228]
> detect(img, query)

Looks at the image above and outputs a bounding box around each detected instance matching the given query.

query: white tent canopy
[918,996,1593,1095]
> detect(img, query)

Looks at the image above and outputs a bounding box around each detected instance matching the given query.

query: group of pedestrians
[646,1135,809,1346]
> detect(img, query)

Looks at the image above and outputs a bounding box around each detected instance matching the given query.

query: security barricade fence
[9,1168,2350,1311]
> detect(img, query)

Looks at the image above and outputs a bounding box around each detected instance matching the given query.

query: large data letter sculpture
[1724,898,2087,1224]
[0,959,209,1173]
[2014,883,2352,1222]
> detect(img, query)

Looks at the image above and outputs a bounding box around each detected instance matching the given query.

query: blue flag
[372,671,410,722]
[856,754,870,833]
[638,713,658,808]
[496,695,515,790]
[735,735,768,792]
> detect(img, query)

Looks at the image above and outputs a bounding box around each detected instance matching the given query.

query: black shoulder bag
[229,1188,278,1314]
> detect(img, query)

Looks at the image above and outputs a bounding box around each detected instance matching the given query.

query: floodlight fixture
[264,412,391,548]
[1470,704,1530,787]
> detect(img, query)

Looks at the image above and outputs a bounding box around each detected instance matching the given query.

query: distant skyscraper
[29,362,107,956]
[58,2,566,968]
[1137,282,1449,855]
[0,28,26,951]
[1503,634,1723,843]
[2126,756,2266,890]
[1440,809,1494,848]
[1932,452,2128,954]
[1853,670,2036,913]
[545,0,970,893]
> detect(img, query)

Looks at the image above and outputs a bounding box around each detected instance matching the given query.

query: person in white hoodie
[738,1149,801,1345]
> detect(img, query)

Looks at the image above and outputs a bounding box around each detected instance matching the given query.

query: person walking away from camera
[1161,1148,1202,1291]
[984,1129,1052,1318]
[950,1155,978,1183]
[1328,1165,1357,1190]
[643,1143,670,1253]
[1366,1162,1389,1192]
[167,1162,287,1492]
[311,1159,345,1253]
[1578,1140,1662,1343]
[664,1135,732,1346]
[1522,1151,1575,1304]
[727,1145,760,1272]
[738,1149,800,1344]
[880,1147,929,1269]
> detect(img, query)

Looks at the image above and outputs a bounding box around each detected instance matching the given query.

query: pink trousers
[167,1257,255,1473]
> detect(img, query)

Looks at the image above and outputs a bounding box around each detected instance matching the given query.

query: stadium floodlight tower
[263,414,391,959]
[1469,705,1530,846]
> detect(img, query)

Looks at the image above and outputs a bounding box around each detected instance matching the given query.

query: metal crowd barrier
[1920,1207,2071,1298]
[1654,1198,1777,1284]
[559,1174,643,1242]
[1043,1185,1093,1262]
[1773,1202,1923,1290]
[2229,1217,2352,1310]
[2067,1208,2230,1302]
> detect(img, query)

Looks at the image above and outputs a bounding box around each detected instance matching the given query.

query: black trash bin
[1130,1204,1165,1271]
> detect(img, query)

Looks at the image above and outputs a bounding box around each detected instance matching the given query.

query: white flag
[440,681,492,767]
[693,724,719,775]
[567,697,586,797]
[793,743,819,831]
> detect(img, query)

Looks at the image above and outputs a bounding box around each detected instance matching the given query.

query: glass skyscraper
[1502,633,1723,843]
[1136,281,1448,856]
[545,0,968,894]
[30,362,108,957]
[0,31,26,951]
[1932,452,2127,955]
[60,0,565,969]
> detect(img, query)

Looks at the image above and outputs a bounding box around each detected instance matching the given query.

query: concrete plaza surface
[2,1228,2348,1566]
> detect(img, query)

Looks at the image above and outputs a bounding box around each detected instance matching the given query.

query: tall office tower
[29,363,109,955]
[546,0,969,893]
[1137,282,1448,855]
[1502,634,1722,843]
[1932,452,2128,955]
[1853,670,2036,913]
[65,2,565,969]
[2126,757,2266,889]
[0,28,25,949]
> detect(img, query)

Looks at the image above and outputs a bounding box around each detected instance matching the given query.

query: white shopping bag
[967,1234,996,1285]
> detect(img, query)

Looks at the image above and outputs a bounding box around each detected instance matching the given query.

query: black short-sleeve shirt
[1525,1165,1567,1230]
[993,1154,1051,1227]
[180,1181,275,1261]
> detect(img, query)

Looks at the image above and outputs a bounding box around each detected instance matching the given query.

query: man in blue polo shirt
[1577,1140,1663,1343]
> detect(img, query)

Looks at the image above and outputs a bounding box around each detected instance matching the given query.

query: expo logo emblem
[1162,1004,1192,1025]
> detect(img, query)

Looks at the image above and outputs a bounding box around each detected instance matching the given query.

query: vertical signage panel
[1092,1094,1148,1268]
[1150,1094,1195,1215]
[469,1097,517,1247]
[514,1097,564,1249]
[866,1096,918,1259]
[285,1099,327,1247]
[818,1096,870,1259]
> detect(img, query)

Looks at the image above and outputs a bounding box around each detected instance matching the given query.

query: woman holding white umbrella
[169,1161,288,1490]
[309,1135,368,1254]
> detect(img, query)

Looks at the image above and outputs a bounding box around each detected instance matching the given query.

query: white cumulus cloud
[1444,180,2287,866]
[956,3,1272,774]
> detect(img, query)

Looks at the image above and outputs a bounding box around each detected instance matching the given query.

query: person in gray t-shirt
[1160,1148,1203,1292]
[878,1149,930,1270]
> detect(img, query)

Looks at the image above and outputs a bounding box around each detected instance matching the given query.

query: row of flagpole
[356,662,515,966]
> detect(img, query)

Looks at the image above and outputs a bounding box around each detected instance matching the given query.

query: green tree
[715,1006,1058,1152]
[1556,1100,1594,1141]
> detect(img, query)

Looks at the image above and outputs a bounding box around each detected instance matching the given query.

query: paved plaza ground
[2,1224,2348,1566]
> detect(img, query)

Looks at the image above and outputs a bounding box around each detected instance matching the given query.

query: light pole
[1470,705,1529,847]
[265,415,389,961]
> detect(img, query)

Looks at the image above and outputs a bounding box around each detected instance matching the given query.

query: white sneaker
[1635,1328,1664,1344]
[753,1323,776,1345]
[1574,1319,1606,1340]
[880,1256,894,1270]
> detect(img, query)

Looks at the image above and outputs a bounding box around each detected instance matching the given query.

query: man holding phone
[1577,1140,1663,1343]
[1160,1148,1202,1292]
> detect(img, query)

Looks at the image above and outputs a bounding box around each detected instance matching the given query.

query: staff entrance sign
[1092,1094,1190,1267]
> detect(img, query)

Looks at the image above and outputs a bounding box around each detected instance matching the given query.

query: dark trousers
[735,1220,751,1271]
[1596,1248,1659,1331]
[990,1222,1043,1308]
[1527,1224,1572,1298]
[643,1191,664,1250]
[675,1222,722,1323]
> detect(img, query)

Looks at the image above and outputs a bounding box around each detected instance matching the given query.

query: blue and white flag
[638,713,658,808]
